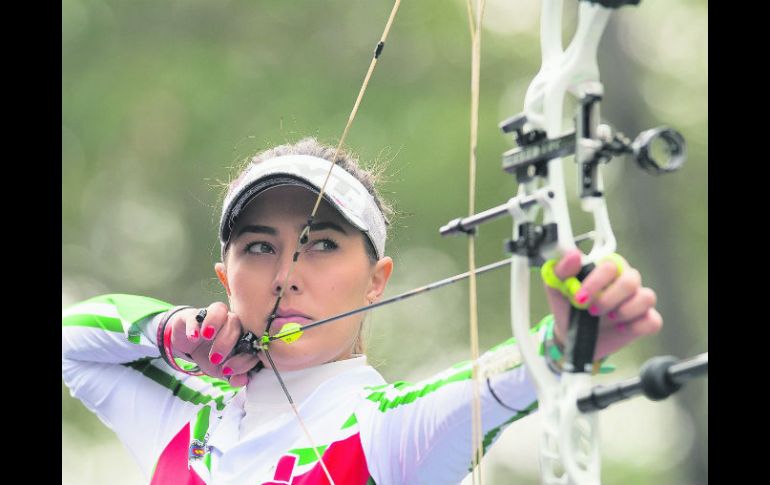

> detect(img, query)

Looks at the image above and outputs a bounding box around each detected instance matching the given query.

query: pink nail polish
[203,327,215,339]
[575,290,589,305]
[589,305,600,316]
[616,322,627,333]
[191,329,199,339]
[608,311,618,320]
[210,352,223,365]
[222,367,233,376]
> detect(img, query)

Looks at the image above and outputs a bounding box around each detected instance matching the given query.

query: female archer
[62,137,662,485]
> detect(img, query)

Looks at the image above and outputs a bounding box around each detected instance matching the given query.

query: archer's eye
[245,241,275,255]
[307,239,339,252]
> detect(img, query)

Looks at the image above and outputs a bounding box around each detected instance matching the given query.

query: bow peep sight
[632,126,686,174]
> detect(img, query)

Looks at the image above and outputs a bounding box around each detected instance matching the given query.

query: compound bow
[441,1,703,484]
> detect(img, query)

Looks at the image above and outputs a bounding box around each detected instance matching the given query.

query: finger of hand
[185,312,202,341]
[594,308,663,359]
[601,286,656,323]
[208,312,245,367]
[228,373,249,388]
[169,309,200,355]
[201,301,229,341]
[575,255,630,304]
[552,249,583,280]
[221,352,260,379]
[188,345,222,376]
[589,268,642,315]
[617,307,663,337]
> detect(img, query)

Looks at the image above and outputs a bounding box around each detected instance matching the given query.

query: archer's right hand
[165,302,260,387]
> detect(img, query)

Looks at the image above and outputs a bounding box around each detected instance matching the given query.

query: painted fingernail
[608,311,618,320]
[589,305,600,316]
[575,289,589,305]
[190,329,199,339]
[202,326,215,340]
[210,352,223,365]
[615,322,628,333]
[222,367,233,376]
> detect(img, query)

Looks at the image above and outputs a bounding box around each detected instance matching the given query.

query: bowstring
[261,2,403,484]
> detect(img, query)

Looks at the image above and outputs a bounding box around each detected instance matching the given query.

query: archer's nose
[271,251,302,296]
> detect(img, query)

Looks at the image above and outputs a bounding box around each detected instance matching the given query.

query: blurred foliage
[63,1,707,484]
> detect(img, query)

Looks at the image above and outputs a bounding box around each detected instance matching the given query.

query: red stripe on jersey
[281,432,371,485]
[151,424,206,485]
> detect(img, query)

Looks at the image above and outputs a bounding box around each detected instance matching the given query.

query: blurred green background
[62,1,707,484]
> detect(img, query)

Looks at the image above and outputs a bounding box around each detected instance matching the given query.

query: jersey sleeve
[356,316,557,485]
[62,294,239,479]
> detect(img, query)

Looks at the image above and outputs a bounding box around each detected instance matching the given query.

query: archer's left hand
[545,249,662,361]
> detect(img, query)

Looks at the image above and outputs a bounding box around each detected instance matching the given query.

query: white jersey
[62,294,554,485]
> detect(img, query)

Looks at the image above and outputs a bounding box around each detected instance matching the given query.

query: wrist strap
[156,306,204,376]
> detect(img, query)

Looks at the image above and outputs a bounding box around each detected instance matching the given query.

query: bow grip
[563,263,601,373]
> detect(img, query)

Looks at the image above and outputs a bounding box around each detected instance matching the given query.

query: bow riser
[513,3,618,485]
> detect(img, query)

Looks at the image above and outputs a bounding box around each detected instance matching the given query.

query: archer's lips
[271,315,313,328]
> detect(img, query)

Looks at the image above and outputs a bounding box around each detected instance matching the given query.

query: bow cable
[466,0,487,483]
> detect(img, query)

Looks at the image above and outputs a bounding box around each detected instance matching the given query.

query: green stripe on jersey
[192,406,211,442]
[465,400,539,473]
[363,323,548,413]
[193,372,241,394]
[482,400,538,453]
[63,294,174,341]
[192,406,213,472]
[341,413,358,430]
[62,314,123,332]
[64,294,172,322]
[365,366,473,412]
[286,445,329,466]
[123,358,231,411]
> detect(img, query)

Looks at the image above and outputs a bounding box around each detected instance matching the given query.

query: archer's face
[215,185,392,371]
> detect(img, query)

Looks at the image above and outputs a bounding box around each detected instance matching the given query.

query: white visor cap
[219,154,387,259]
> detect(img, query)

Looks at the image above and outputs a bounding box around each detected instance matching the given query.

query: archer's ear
[215,262,231,296]
[366,256,394,303]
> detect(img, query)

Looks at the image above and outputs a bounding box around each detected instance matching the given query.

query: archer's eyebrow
[308,221,348,235]
[235,225,276,239]
[234,221,348,239]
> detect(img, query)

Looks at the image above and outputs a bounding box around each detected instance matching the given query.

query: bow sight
[441,89,686,268]
[500,95,686,187]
